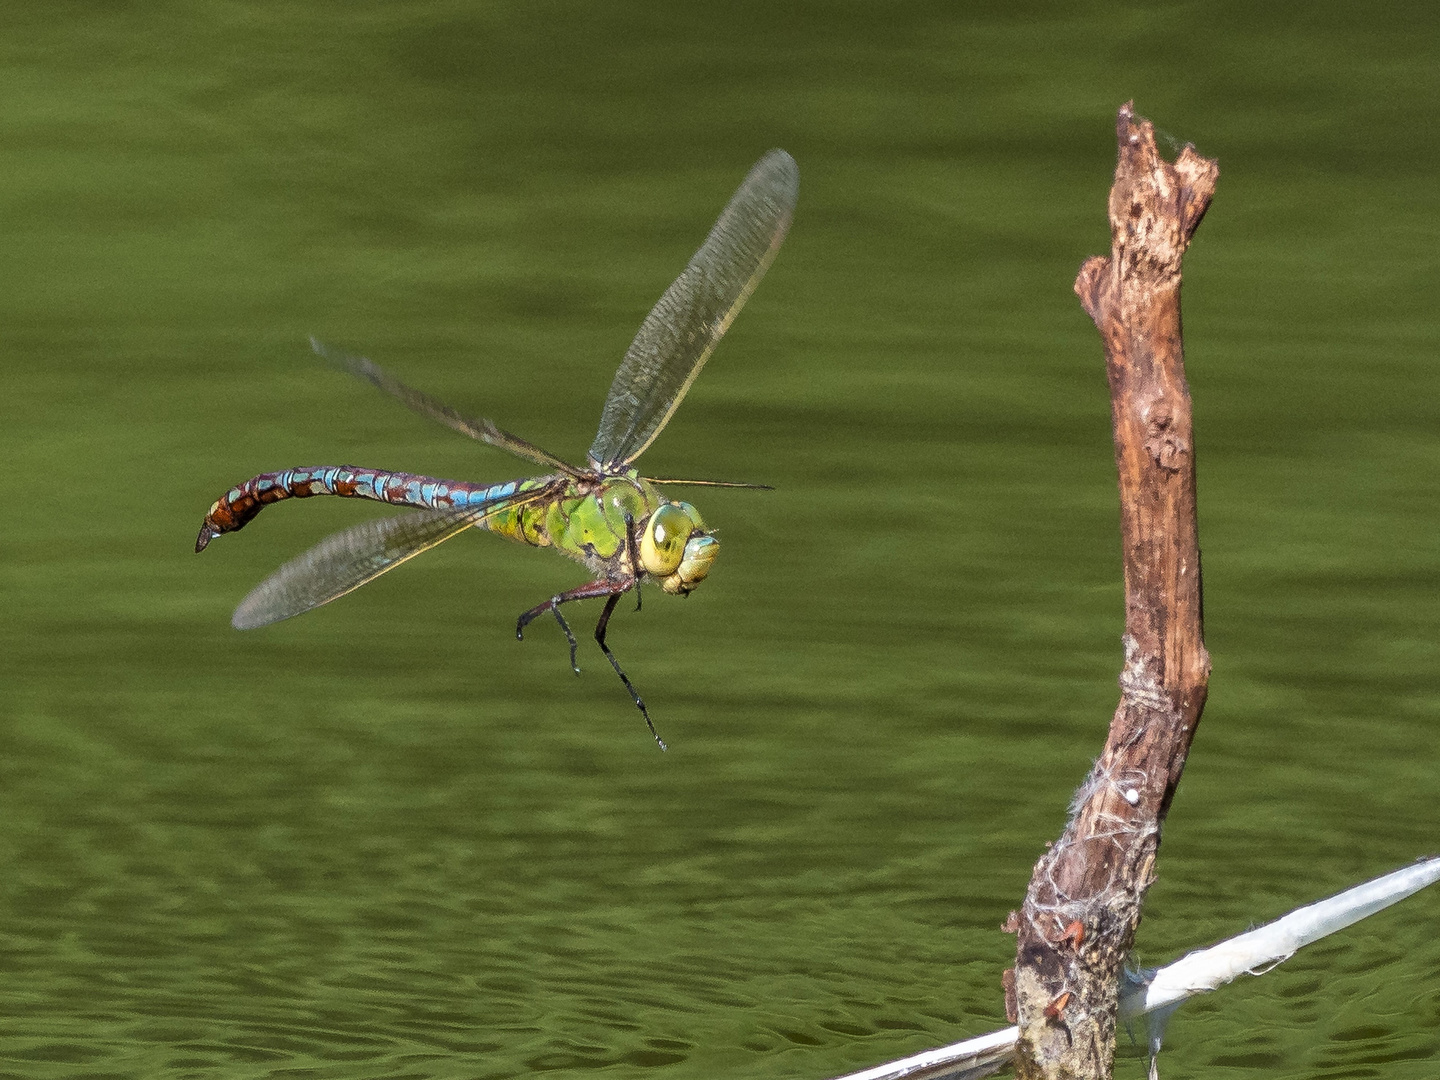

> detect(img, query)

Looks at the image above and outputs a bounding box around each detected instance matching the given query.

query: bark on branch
[1010,104,1219,1080]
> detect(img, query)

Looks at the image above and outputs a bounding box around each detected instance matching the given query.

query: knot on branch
[1142,402,1188,472]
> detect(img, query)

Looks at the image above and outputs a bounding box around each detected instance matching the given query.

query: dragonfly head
[639,501,718,595]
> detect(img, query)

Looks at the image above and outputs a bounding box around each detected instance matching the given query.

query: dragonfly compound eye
[640,503,692,576]
[673,500,705,531]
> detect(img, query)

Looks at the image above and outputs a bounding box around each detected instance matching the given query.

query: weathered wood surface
[1010,104,1219,1080]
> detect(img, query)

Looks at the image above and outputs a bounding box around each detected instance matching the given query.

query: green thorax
[481,469,664,576]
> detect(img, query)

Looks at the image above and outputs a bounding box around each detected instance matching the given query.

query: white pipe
[1119,855,1440,1019]
[826,1025,1017,1080]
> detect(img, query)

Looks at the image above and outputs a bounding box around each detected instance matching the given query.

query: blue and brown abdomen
[195,466,537,552]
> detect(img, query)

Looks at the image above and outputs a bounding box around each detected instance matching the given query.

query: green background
[3,2,1438,1078]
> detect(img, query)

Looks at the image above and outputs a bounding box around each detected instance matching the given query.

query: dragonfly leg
[516,578,635,677]
[554,605,580,673]
[594,588,666,751]
[517,595,581,673]
[625,512,643,613]
[551,602,580,674]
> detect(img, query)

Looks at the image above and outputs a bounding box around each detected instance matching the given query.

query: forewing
[587,149,798,467]
[233,505,489,629]
[311,338,584,477]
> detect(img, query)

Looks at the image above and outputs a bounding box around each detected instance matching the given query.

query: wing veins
[588,150,798,467]
[311,338,585,478]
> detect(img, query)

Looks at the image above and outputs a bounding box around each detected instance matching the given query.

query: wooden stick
[1010,103,1218,1080]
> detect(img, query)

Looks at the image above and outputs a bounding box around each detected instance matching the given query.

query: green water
[4,3,1439,1078]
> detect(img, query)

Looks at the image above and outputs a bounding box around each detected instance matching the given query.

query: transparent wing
[587,149,798,467]
[232,495,538,629]
[311,338,585,478]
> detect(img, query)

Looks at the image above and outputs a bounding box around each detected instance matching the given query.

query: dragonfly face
[639,501,717,595]
[670,534,718,595]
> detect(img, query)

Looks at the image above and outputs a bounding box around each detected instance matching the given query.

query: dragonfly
[195,149,798,749]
